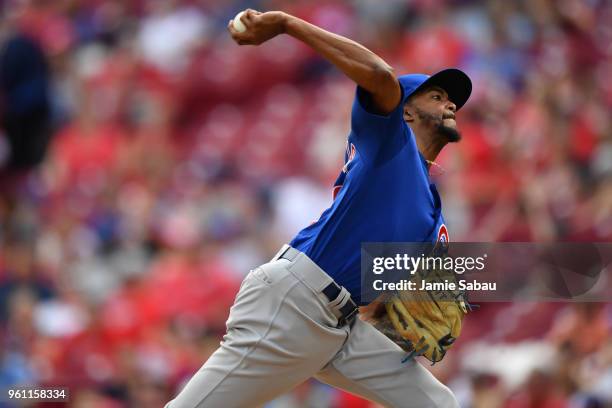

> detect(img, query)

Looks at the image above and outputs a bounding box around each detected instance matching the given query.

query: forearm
[284,16,387,89]
[282,14,400,113]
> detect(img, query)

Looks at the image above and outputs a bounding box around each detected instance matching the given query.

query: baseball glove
[371,255,472,364]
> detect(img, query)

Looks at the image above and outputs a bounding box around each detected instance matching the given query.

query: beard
[415,108,462,142]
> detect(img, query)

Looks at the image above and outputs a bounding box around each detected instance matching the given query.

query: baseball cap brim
[400,68,472,110]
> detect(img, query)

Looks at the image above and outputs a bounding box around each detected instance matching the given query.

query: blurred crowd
[0,0,611,407]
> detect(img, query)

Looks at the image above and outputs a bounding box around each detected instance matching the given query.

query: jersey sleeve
[350,85,406,164]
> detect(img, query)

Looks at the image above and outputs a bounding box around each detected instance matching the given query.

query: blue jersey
[290,86,449,305]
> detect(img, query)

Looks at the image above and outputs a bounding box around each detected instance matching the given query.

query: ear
[403,104,414,123]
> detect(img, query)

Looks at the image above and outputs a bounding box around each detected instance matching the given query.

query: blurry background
[0,0,611,407]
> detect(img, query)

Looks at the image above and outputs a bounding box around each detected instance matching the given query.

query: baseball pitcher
[166,8,473,408]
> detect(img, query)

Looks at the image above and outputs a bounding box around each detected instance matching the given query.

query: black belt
[277,246,359,327]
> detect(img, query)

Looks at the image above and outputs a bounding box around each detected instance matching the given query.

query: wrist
[279,12,296,35]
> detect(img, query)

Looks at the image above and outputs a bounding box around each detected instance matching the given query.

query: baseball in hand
[232,11,247,33]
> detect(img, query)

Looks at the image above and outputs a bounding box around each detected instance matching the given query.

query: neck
[414,131,446,163]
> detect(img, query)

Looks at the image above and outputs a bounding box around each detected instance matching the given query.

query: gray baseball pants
[165,245,458,408]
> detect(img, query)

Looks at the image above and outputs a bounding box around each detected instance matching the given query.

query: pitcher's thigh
[166,264,347,408]
[315,319,459,408]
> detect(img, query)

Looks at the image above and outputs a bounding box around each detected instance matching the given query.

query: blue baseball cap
[398,68,472,110]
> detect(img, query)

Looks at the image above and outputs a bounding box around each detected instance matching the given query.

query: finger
[244,8,258,18]
[228,29,246,44]
[241,10,255,28]
[245,9,262,21]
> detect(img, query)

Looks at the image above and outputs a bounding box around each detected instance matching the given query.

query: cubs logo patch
[437,224,450,244]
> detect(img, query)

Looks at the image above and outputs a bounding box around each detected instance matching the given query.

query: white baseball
[232,11,247,33]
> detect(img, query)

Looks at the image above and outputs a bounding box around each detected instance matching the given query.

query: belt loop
[271,244,291,262]
[324,285,357,328]
[328,287,350,309]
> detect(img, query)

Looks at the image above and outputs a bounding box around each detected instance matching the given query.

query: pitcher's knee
[164,400,181,408]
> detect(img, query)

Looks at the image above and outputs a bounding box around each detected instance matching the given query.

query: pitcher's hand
[228,10,287,46]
